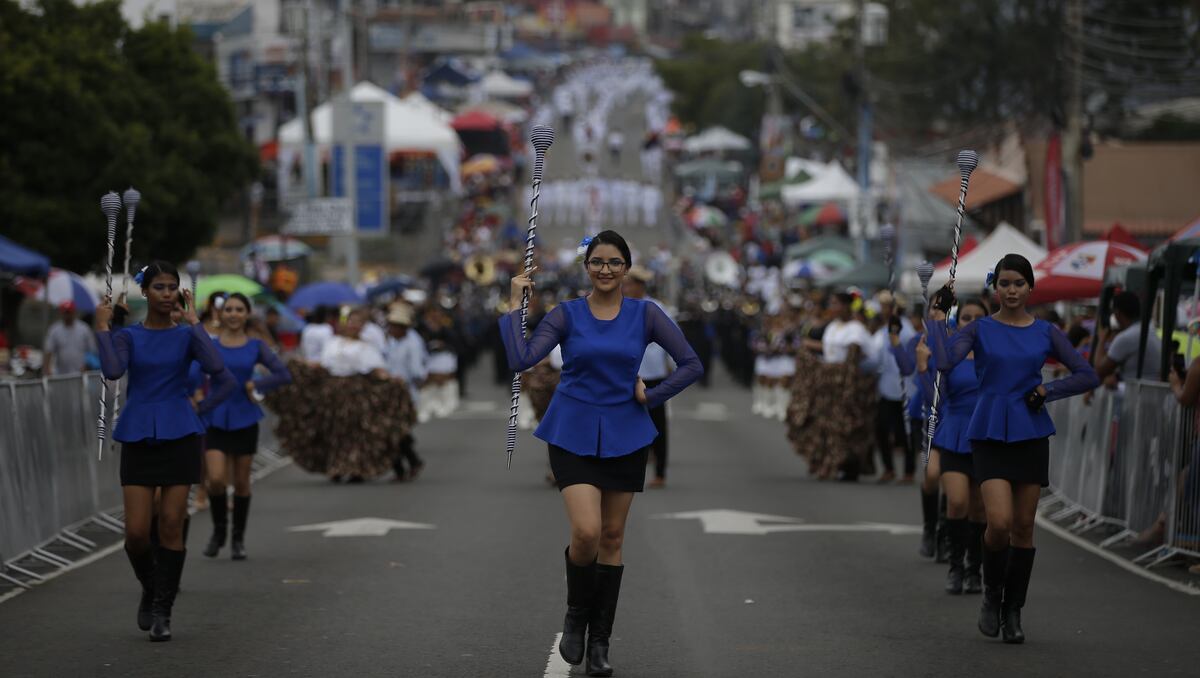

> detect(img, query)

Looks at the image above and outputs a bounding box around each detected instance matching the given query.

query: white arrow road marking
[288,517,436,537]
[652,509,921,536]
[543,633,571,677]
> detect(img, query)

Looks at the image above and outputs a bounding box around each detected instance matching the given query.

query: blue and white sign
[332,99,389,235]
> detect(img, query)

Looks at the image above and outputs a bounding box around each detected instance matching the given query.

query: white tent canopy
[781,161,861,205]
[905,222,1047,294]
[684,126,752,153]
[479,70,533,99]
[401,91,454,123]
[278,82,462,190]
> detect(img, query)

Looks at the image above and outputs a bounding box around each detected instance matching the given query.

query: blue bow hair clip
[133,265,148,286]
[575,236,594,264]
[985,271,995,287]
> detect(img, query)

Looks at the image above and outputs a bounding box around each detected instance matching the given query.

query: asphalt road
[2,363,1198,678]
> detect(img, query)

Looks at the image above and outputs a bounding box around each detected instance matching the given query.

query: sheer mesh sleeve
[1043,323,1101,402]
[252,340,293,393]
[189,325,234,412]
[97,329,132,380]
[643,303,703,409]
[924,318,977,372]
[891,336,917,377]
[917,369,937,409]
[499,304,570,372]
[186,361,205,394]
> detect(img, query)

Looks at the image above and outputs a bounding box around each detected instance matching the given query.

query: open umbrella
[240,235,312,262]
[287,281,365,311]
[16,268,99,313]
[686,205,729,229]
[1027,240,1148,305]
[812,201,847,227]
[197,274,264,305]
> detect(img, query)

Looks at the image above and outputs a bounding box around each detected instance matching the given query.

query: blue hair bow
[985,271,995,287]
[133,266,148,286]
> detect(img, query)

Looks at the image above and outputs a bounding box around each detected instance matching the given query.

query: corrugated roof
[929,168,1022,211]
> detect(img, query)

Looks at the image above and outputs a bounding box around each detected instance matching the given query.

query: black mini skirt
[970,438,1050,487]
[120,434,203,487]
[939,450,975,479]
[205,423,260,456]
[548,445,648,493]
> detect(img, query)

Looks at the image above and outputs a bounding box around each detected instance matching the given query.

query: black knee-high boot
[203,493,227,558]
[1002,547,1036,644]
[560,547,596,665]
[125,544,155,631]
[586,564,624,677]
[231,495,251,561]
[935,494,949,563]
[944,518,967,594]
[919,489,938,558]
[964,522,985,594]
[150,547,186,642]
[978,546,1009,638]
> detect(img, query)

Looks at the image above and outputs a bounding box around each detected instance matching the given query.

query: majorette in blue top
[924,316,1099,443]
[97,323,236,443]
[499,297,703,458]
[190,339,292,431]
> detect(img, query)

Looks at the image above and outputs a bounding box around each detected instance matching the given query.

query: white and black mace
[113,187,141,421]
[924,150,978,462]
[97,191,122,460]
[916,260,936,461]
[506,126,555,468]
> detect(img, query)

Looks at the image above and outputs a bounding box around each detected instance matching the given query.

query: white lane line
[1036,514,1200,596]
[544,632,571,677]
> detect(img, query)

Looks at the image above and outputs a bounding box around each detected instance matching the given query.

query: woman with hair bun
[502,230,703,677]
[925,253,1098,644]
[95,261,235,642]
[196,292,292,561]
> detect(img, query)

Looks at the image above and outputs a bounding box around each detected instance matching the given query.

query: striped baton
[97,191,122,460]
[506,126,555,468]
[113,187,140,422]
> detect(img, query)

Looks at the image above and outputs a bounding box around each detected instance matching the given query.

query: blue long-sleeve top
[924,316,1099,443]
[190,338,291,431]
[919,357,980,454]
[893,335,929,421]
[499,296,703,457]
[98,323,235,443]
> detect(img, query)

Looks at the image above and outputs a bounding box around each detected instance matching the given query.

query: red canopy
[1027,240,1148,305]
[813,202,846,226]
[451,110,501,132]
[1102,222,1143,250]
[936,236,979,268]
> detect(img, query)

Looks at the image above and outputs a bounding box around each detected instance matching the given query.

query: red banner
[1044,134,1065,251]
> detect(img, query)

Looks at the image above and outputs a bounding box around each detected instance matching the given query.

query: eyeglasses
[586,258,627,271]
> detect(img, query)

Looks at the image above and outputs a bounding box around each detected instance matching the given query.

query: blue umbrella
[287,282,364,311]
[366,276,416,302]
[0,234,50,277]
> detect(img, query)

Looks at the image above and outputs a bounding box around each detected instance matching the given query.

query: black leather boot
[150,547,186,642]
[978,545,1009,638]
[919,490,938,558]
[934,495,949,563]
[586,563,624,677]
[963,522,985,594]
[125,545,155,631]
[231,495,251,561]
[1002,547,1036,644]
[202,493,227,558]
[944,519,967,595]
[559,547,596,665]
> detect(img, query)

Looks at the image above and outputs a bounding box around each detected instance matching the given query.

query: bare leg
[968,481,986,523]
[205,449,227,496]
[561,484,603,565]
[232,455,254,497]
[597,491,635,566]
[942,471,971,520]
[980,478,1014,551]
[156,485,192,551]
[123,486,157,554]
[922,448,941,494]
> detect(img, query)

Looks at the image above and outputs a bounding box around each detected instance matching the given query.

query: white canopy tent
[901,222,1047,294]
[478,70,534,99]
[683,126,752,154]
[401,91,454,123]
[781,161,861,205]
[278,82,462,192]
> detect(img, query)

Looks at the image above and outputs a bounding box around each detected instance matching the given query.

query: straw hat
[627,265,654,283]
[387,304,414,326]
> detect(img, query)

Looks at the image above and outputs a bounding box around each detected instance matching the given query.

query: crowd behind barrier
[0,372,123,568]
[1043,379,1200,567]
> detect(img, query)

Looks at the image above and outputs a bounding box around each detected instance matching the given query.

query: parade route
[2,367,1198,678]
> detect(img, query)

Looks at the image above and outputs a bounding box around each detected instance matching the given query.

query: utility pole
[339,0,360,284]
[1061,0,1085,245]
[300,0,318,198]
[853,0,873,262]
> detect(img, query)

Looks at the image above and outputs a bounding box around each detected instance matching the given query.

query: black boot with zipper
[1002,547,1036,644]
[978,545,1009,638]
[559,547,595,665]
[586,563,624,677]
[202,493,226,558]
[231,495,251,560]
[149,547,186,642]
[944,518,967,594]
[963,521,985,594]
[125,545,155,631]
[919,489,938,558]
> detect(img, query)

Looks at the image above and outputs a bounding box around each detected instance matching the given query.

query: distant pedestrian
[384,303,428,481]
[502,231,703,676]
[624,266,673,488]
[95,261,235,642]
[43,301,97,375]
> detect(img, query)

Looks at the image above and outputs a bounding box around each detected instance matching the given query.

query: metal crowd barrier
[1042,378,1200,570]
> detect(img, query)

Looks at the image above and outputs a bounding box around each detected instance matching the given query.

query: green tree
[0,0,257,274]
